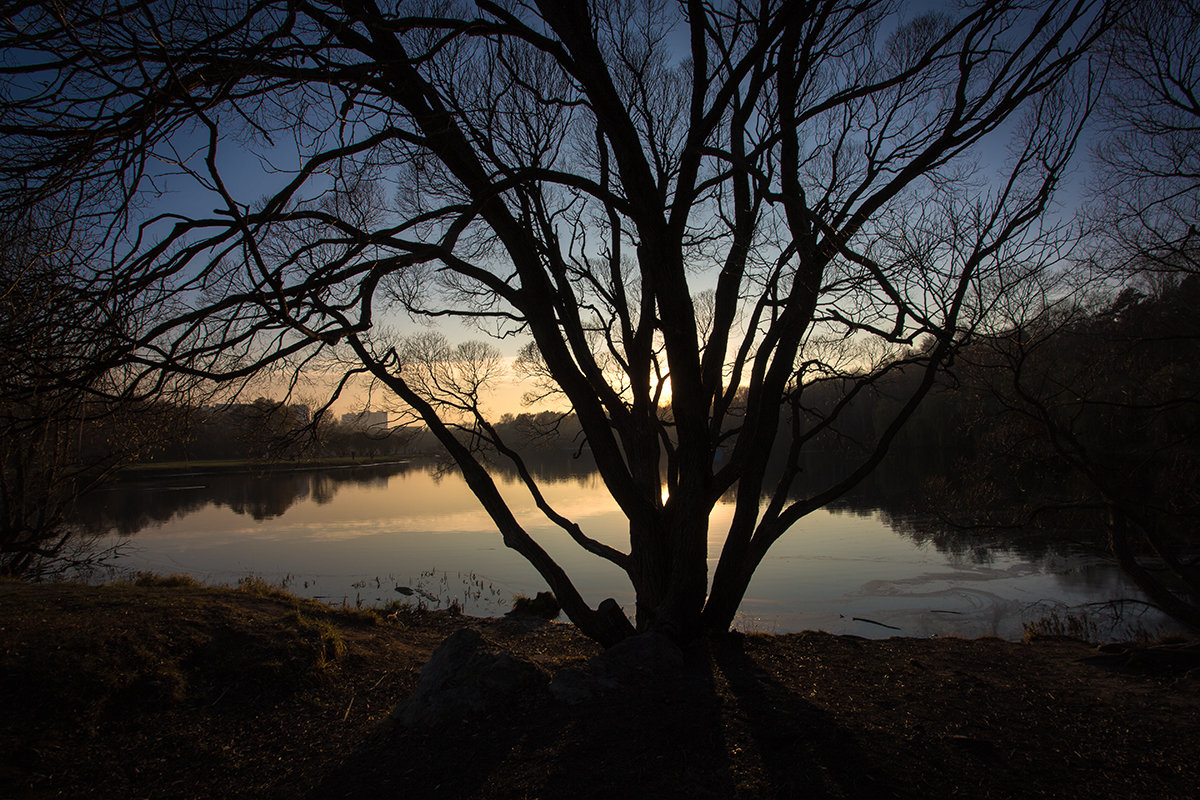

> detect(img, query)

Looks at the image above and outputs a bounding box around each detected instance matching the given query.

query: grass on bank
[6,573,399,721]
[0,574,486,799]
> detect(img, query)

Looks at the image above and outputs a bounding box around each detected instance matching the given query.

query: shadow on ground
[306,634,885,800]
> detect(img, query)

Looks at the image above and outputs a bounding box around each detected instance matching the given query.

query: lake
[77,459,1171,640]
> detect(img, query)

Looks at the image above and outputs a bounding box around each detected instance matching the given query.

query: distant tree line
[941,275,1200,628]
[148,399,420,464]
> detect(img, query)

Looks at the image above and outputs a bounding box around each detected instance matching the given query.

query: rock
[392,629,549,727]
[590,632,685,688]
[506,591,561,620]
[548,632,686,703]
[548,666,596,705]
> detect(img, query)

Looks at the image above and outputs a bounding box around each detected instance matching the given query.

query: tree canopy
[0,0,1112,643]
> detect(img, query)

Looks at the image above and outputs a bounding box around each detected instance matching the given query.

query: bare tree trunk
[703,532,776,634]
[628,505,709,641]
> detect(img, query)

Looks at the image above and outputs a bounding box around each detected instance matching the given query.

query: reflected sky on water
[77,459,1173,640]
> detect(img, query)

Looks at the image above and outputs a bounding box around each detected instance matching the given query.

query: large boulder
[393,629,549,727]
[590,631,685,686]
[549,632,685,704]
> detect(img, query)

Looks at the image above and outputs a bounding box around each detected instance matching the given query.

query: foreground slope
[1,579,1196,799]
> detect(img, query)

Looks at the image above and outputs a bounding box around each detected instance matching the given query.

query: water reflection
[75,456,1174,640]
[883,510,1100,565]
[76,461,419,534]
[802,446,1114,567]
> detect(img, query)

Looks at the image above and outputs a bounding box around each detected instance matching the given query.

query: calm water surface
[81,460,1168,640]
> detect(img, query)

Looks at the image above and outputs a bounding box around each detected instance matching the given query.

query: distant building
[341,410,388,432]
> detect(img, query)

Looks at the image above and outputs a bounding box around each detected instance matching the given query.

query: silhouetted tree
[949,1,1200,631]
[0,0,1110,643]
[1087,0,1200,281]
[0,211,182,575]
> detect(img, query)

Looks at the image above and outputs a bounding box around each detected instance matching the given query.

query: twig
[852,617,901,631]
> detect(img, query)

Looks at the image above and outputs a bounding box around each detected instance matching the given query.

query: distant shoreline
[116,455,434,480]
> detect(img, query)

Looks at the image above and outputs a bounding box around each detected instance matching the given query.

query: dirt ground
[1,578,1197,799]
